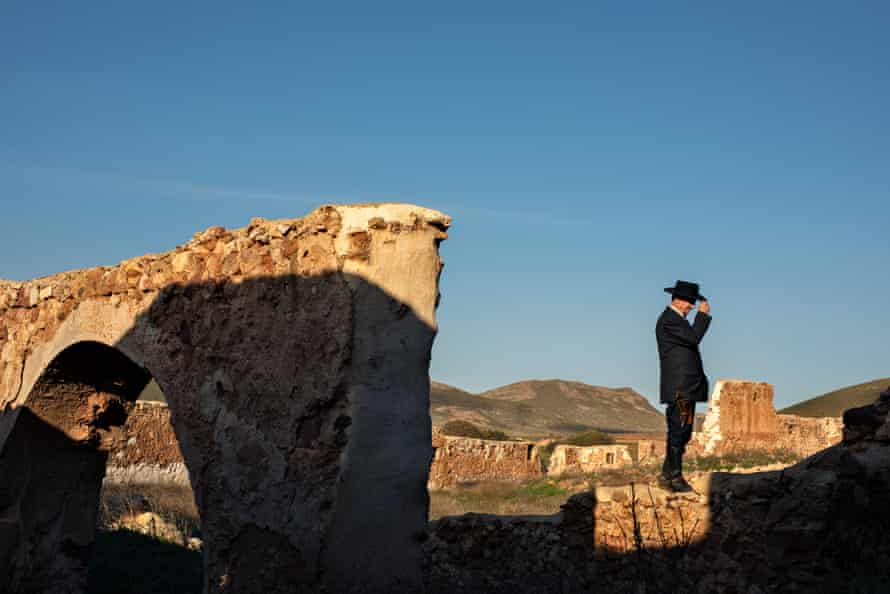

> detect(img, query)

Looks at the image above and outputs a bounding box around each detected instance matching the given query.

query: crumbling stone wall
[103,400,190,486]
[691,379,841,458]
[775,413,844,457]
[546,444,634,477]
[625,438,665,465]
[692,380,779,455]
[0,203,449,594]
[429,428,543,489]
[107,401,182,467]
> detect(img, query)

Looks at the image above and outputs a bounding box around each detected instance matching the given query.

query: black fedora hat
[664,280,706,303]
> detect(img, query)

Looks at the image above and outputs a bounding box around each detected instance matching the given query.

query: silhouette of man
[656,280,711,492]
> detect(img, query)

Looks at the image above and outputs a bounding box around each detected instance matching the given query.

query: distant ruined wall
[106,401,183,467]
[692,380,779,455]
[103,401,189,486]
[775,413,844,457]
[691,379,841,458]
[624,438,665,465]
[0,203,449,594]
[429,429,543,489]
[546,444,634,477]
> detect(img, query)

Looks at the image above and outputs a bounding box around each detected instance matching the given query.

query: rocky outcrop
[545,444,634,477]
[0,203,449,594]
[429,429,543,489]
[426,387,890,593]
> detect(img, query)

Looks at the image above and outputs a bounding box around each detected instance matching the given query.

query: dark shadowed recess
[88,530,202,594]
[0,339,204,593]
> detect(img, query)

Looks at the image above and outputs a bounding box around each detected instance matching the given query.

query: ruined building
[0,204,449,594]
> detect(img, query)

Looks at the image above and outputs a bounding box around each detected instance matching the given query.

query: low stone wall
[546,444,634,477]
[775,413,844,457]
[429,429,543,489]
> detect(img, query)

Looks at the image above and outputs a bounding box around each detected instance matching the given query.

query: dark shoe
[662,446,680,479]
[657,474,674,490]
[669,476,694,493]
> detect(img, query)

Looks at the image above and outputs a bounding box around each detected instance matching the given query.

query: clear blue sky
[2,2,888,409]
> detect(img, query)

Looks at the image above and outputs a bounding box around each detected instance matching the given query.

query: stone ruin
[428,428,544,489]
[0,203,449,594]
[103,399,189,487]
[691,379,843,458]
[545,443,634,477]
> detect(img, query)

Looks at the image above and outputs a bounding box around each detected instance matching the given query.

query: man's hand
[699,299,711,315]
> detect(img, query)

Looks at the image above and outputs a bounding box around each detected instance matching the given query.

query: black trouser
[663,396,695,478]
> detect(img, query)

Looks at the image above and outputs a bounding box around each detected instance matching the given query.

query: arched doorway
[0,341,200,593]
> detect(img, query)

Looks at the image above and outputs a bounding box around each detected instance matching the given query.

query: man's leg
[676,398,696,483]
[660,396,694,492]
[660,399,683,485]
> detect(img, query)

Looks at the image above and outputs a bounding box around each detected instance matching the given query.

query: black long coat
[656,307,712,403]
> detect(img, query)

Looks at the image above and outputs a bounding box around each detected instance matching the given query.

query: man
[656,280,711,492]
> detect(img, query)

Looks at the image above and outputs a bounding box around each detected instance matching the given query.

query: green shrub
[440,420,510,441]
[483,429,510,441]
[562,430,615,446]
[518,479,566,498]
[441,420,484,438]
[685,449,801,473]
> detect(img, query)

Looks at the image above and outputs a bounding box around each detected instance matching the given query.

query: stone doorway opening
[91,377,203,593]
[1,340,202,593]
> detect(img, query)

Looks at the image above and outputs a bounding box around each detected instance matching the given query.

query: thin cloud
[0,161,340,205]
[1,160,586,227]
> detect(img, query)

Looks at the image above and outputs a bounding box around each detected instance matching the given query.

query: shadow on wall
[426,399,890,593]
[0,272,437,594]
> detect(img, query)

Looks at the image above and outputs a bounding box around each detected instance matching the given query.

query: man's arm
[661,302,712,347]
[660,316,705,347]
[690,310,711,343]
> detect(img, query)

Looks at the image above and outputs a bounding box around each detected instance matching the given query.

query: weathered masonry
[0,204,449,594]
[690,379,843,457]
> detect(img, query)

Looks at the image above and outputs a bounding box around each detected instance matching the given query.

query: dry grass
[429,479,571,519]
[98,482,201,541]
[429,453,804,521]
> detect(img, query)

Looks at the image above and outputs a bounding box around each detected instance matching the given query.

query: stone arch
[0,203,449,593]
[0,340,154,593]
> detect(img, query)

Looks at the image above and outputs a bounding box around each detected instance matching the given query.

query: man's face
[672,298,695,316]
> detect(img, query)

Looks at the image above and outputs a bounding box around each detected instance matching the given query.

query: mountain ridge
[431,379,664,439]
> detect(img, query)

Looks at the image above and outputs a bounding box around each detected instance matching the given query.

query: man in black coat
[656,280,712,492]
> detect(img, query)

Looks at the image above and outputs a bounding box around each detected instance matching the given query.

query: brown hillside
[431,379,663,439]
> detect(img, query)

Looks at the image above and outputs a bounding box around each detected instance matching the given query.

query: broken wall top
[0,203,450,410]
